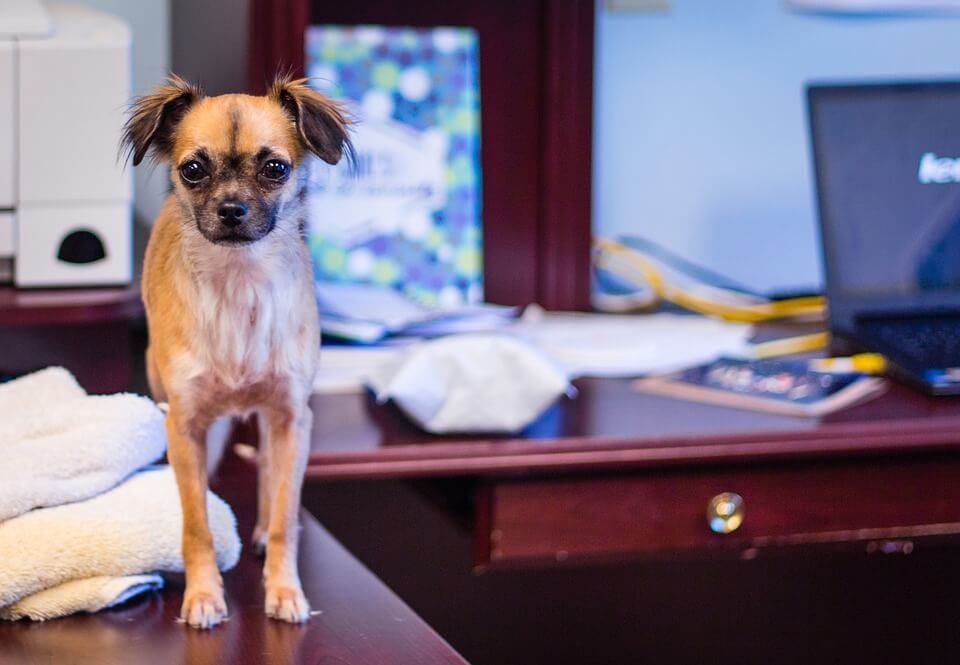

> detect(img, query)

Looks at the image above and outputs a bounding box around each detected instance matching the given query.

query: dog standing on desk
[122,74,352,628]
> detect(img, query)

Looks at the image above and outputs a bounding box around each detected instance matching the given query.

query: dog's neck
[175,222,311,385]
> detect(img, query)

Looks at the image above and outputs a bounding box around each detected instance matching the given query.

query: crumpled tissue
[369,334,574,434]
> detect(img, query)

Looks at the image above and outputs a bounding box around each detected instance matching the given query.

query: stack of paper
[317,283,517,344]
[311,302,756,393]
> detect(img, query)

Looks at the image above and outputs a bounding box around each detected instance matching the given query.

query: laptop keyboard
[859,317,960,367]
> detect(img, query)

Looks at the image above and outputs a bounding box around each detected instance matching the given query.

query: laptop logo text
[918,152,960,184]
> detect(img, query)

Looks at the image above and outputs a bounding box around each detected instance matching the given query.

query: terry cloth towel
[0,367,167,523]
[0,467,241,620]
[0,575,164,621]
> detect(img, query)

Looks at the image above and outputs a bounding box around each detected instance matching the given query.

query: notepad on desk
[632,357,887,417]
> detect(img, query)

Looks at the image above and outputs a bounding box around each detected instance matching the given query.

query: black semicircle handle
[57,229,107,264]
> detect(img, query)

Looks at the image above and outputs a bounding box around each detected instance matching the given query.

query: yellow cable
[594,238,826,322]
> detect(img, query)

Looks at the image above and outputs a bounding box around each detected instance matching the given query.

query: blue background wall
[593,0,960,293]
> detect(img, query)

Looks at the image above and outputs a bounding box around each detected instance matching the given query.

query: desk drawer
[478,456,960,567]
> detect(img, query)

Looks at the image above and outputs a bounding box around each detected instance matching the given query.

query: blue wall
[593,1,960,293]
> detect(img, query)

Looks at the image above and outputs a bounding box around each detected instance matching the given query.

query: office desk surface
[0,286,143,393]
[0,285,142,326]
[0,450,467,665]
[304,376,960,480]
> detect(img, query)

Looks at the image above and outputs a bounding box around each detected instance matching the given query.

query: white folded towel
[0,367,167,522]
[0,574,164,621]
[0,467,241,618]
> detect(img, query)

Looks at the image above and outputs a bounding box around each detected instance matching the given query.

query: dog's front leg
[252,421,272,556]
[166,412,227,629]
[262,404,312,623]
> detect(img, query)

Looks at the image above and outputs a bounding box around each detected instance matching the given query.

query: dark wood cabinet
[295,371,960,664]
[480,456,960,568]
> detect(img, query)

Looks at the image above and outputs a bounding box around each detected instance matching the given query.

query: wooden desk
[294,365,960,663]
[0,286,143,393]
[293,368,960,664]
[0,448,467,665]
[0,285,143,326]
[303,373,960,568]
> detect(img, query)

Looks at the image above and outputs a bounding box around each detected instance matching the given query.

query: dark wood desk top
[0,285,142,326]
[0,450,467,665]
[305,376,960,481]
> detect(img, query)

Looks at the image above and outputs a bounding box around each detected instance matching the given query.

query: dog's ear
[270,75,354,166]
[122,74,202,166]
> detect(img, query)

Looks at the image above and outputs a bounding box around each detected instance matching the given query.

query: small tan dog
[122,74,351,628]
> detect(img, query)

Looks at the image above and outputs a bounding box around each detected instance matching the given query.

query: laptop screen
[810,82,960,300]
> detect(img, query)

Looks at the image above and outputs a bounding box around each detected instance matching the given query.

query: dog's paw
[180,588,228,629]
[265,584,310,624]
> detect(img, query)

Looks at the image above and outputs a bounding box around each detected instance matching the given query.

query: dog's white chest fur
[180,240,308,389]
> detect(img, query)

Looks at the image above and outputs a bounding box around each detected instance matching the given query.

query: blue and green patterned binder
[305,25,482,307]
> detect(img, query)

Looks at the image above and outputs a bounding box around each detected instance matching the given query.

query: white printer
[0,0,132,287]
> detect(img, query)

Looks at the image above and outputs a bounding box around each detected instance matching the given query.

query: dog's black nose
[217,201,248,227]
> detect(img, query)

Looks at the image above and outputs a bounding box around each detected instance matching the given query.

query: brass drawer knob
[707,492,744,534]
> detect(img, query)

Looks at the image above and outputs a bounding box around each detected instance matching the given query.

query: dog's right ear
[121,74,202,166]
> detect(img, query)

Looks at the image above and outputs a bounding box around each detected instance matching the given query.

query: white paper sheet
[509,309,754,379]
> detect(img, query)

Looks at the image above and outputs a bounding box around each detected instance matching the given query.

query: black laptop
[808,81,960,395]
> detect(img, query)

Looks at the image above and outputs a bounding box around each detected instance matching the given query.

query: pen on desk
[750,332,830,359]
[808,353,887,374]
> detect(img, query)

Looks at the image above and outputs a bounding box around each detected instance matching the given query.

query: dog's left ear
[270,76,354,166]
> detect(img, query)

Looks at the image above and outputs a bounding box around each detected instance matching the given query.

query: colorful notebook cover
[633,358,887,417]
[305,25,482,307]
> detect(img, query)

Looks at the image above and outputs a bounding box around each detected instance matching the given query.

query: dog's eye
[179,161,207,183]
[260,160,290,181]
